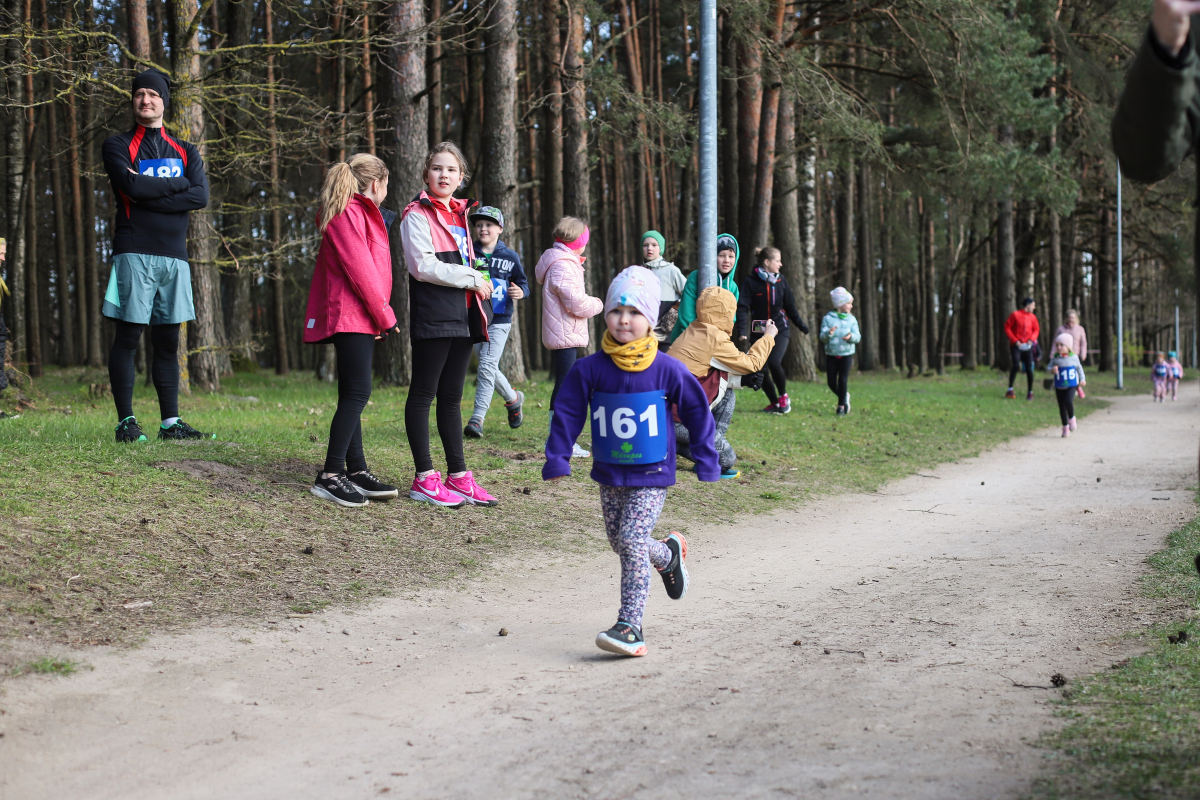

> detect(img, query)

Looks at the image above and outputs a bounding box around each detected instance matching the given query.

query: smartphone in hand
[752,320,767,334]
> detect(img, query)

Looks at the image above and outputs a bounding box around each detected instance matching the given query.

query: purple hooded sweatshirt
[543,350,720,486]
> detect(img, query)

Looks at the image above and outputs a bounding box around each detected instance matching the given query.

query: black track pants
[826,353,853,408]
[323,333,374,474]
[549,347,579,412]
[1055,387,1075,425]
[761,331,790,405]
[1008,345,1035,393]
[109,319,181,422]
[406,336,473,474]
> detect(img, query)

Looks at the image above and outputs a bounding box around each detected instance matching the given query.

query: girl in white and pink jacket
[536,216,603,458]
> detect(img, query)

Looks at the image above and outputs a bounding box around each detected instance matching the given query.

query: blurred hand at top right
[1152,0,1200,56]
[763,319,778,338]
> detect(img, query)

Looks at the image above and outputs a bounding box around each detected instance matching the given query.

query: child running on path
[1153,352,1170,402]
[819,287,861,416]
[1048,333,1086,437]
[463,205,530,438]
[544,266,719,657]
[399,141,498,508]
[668,285,775,478]
[304,154,400,507]
[537,217,603,458]
[1167,350,1184,400]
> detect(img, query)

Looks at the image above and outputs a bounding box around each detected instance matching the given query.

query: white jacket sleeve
[400,212,484,289]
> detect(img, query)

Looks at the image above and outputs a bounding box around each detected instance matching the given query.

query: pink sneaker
[409,471,466,508]
[445,471,499,507]
[1068,416,1077,432]
[1061,425,1070,438]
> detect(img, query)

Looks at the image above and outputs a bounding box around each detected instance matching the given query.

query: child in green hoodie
[669,233,742,343]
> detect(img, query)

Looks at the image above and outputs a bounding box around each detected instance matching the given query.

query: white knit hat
[831,286,853,307]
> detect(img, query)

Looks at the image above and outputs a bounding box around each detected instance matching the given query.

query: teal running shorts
[101,253,196,325]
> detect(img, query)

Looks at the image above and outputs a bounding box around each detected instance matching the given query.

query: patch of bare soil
[2,394,1196,799]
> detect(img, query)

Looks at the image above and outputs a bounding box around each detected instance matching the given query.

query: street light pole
[697,0,717,289]
[1116,167,1124,390]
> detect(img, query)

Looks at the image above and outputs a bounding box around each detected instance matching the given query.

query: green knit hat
[641,230,666,255]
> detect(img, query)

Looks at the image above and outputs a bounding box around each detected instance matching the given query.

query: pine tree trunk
[127,0,151,62]
[427,0,442,144]
[880,179,896,370]
[1099,203,1114,371]
[835,162,853,290]
[855,160,875,370]
[925,206,938,374]
[996,192,1015,372]
[380,0,426,386]
[773,95,815,382]
[1049,208,1062,333]
[5,0,27,376]
[83,1,103,368]
[266,0,289,374]
[720,16,738,235]
[362,1,376,153]
[736,36,762,253]
[65,71,88,364]
[42,0,74,365]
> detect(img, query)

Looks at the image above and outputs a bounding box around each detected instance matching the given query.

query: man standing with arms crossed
[101,69,212,442]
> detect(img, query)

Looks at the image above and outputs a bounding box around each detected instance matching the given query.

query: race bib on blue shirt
[1054,365,1080,389]
[139,157,183,178]
[590,390,669,465]
[1154,364,1169,378]
[491,277,509,315]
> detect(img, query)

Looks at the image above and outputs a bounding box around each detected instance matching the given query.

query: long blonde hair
[318,153,388,233]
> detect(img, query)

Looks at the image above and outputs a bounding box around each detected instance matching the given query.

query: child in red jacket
[304,153,400,508]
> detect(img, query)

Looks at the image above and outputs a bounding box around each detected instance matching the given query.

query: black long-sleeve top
[102,124,209,261]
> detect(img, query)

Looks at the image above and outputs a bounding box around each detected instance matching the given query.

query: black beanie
[131,68,171,109]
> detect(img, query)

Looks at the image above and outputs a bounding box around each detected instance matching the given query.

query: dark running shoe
[1004,388,1015,399]
[463,419,484,439]
[1026,391,1034,401]
[657,532,689,600]
[348,468,399,500]
[158,419,213,440]
[595,621,647,657]
[505,390,525,429]
[311,471,368,508]
[115,416,148,443]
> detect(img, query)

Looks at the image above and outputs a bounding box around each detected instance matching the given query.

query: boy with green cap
[640,230,686,338]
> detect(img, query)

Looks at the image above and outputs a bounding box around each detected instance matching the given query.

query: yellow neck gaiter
[601,331,658,372]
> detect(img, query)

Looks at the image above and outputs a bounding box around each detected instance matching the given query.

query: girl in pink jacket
[536,216,603,458]
[304,153,399,508]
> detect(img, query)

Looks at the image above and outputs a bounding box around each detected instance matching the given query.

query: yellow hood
[695,286,737,335]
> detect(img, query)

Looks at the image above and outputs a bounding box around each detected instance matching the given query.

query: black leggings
[323,333,374,474]
[760,331,790,405]
[406,336,473,474]
[826,354,853,408]
[109,319,181,422]
[1008,345,1035,392]
[1055,387,1075,425]
[549,347,579,412]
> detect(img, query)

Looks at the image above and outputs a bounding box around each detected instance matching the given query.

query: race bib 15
[1054,366,1079,389]
[139,157,183,178]
[590,390,668,465]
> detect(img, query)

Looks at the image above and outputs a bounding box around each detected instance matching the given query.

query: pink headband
[556,227,590,250]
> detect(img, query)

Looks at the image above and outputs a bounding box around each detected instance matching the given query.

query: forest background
[0,0,1196,391]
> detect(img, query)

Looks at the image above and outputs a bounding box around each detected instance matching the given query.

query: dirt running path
[3,393,1197,799]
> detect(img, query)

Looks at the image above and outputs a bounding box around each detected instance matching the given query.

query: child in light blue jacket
[819,287,861,415]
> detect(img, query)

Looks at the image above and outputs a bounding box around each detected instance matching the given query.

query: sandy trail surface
[2,393,1197,799]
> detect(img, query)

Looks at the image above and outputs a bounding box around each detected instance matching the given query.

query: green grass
[1032,496,1200,800]
[0,361,1134,660]
[11,656,85,677]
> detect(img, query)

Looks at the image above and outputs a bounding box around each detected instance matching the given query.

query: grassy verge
[1031,494,1200,800]
[0,361,1131,659]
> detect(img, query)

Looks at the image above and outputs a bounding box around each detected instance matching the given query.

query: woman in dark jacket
[737,246,809,414]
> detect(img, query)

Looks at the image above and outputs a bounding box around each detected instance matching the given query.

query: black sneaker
[158,419,213,440]
[657,532,689,600]
[347,468,399,499]
[115,416,148,443]
[595,621,647,657]
[505,390,525,429]
[311,471,368,508]
[463,419,484,438]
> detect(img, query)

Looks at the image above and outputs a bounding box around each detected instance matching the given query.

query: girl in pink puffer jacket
[536,216,603,457]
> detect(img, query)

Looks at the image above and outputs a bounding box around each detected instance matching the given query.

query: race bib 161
[139,158,183,178]
[590,390,668,465]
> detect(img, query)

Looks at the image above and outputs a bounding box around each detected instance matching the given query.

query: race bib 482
[139,157,183,178]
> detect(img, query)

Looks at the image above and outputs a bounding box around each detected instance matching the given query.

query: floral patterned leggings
[599,486,672,629]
